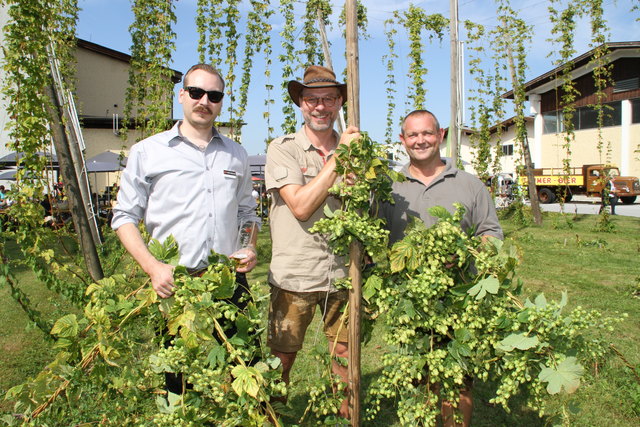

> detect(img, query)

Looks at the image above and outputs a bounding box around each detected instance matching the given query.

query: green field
[1,211,639,425]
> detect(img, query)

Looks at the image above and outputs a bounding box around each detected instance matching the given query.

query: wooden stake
[345,1,361,425]
[505,43,543,225]
[316,8,346,133]
[449,0,460,162]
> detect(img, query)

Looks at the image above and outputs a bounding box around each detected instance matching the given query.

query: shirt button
[209,213,212,217]
[208,189,212,193]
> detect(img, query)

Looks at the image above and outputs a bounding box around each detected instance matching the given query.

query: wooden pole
[345,1,361,425]
[45,84,104,281]
[449,0,460,162]
[316,8,346,133]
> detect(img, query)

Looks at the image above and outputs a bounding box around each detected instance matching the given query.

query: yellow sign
[518,175,584,186]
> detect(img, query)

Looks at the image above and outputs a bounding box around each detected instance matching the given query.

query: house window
[501,144,514,156]
[542,101,622,133]
[543,111,562,134]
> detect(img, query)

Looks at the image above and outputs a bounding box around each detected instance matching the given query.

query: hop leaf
[428,205,451,219]
[148,235,180,265]
[468,276,499,300]
[539,357,584,394]
[50,314,78,338]
[231,365,262,398]
[496,332,540,352]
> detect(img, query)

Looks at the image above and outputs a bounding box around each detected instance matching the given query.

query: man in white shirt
[112,64,260,394]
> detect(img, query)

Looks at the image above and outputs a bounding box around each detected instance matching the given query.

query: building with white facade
[503,41,640,178]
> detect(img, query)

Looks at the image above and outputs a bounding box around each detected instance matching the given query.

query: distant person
[380,109,503,427]
[112,63,260,395]
[0,185,7,208]
[54,179,64,200]
[265,65,359,418]
[599,178,618,215]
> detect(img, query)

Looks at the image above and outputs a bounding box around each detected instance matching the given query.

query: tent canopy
[0,169,17,180]
[85,151,127,173]
[0,151,58,167]
[86,160,123,173]
[86,150,127,166]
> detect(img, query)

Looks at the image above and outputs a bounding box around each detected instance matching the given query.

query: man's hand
[231,246,258,273]
[148,260,176,298]
[339,125,360,147]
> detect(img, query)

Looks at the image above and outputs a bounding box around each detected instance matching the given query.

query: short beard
[306,121,333,132]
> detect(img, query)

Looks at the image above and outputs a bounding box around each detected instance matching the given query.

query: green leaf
[467,276,499,300]
[323,204,334,218]
[365,166,377,180]
[231,365,262,398]
[539,357,584,394]
[234,313,251,341]
[363,274,382,302]
[213,267,236,299]
[206,344,226,367]
[534,293,548,309]
[448,339,472,364]
[50,314,78,338]
[558,291,568,310]
[450,283,475,296]
[454,328,473,342]
[400,299,416,318]
[254,361,270,373]
[517,309,531,323]
[390,239,417,272]
[494,315,512,329]
[428,205,451,219]
[496,332,540,352]
[148,235,180,265]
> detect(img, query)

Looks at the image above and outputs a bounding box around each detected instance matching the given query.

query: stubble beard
[305,112,336,132]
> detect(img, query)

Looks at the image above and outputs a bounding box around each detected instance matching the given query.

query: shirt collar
[166,120,222,148]
[401,158,456,184]
[296,125,340,155]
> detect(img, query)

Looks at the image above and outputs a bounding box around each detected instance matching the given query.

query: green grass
[1,212,639,425]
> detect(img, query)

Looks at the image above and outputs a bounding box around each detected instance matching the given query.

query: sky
[75,0,640,156]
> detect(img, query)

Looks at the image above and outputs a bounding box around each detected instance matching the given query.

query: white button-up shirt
[112,121,259,269]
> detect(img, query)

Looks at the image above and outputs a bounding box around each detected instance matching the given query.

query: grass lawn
[1,211,639,425]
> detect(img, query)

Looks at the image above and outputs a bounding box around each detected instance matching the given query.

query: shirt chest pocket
[302,166,319,185]
[219,169,242,195]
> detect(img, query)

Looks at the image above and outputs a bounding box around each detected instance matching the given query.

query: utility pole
[449,0,460,162]
[345,0,361,424]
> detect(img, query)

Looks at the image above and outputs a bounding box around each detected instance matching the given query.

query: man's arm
[115,223,176,298]
[279,126,359,221]
[472,181,504,241]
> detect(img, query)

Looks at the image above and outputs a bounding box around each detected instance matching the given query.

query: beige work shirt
[265,127,348,293]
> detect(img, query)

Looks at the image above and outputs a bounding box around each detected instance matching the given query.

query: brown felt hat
[287,65,348,107]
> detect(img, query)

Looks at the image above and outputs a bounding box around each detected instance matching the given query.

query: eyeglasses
[302,95,339,108]
[185,86,224,103]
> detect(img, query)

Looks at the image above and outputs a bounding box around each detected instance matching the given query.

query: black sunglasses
[185,86,224,103]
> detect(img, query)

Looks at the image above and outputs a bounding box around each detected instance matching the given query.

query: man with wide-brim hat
[287,65,348,107]
[265,65,359,418]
